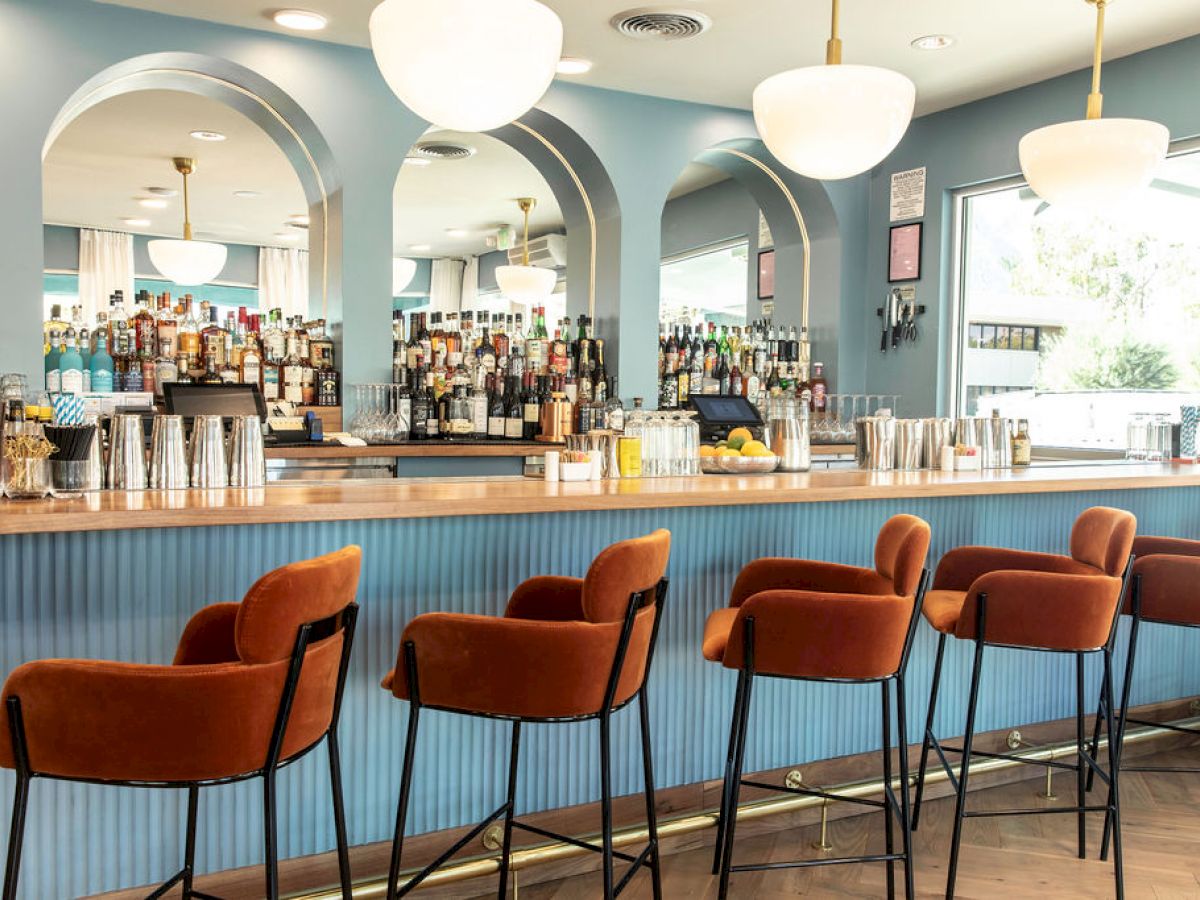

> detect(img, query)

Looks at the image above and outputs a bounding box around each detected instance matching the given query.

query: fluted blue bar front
[1,487,1198,897]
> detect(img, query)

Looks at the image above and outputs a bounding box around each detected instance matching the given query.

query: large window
[954,145,1200,449]
[660,240,749,330]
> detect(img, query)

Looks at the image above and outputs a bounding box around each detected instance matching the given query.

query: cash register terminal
[687,395,765,444]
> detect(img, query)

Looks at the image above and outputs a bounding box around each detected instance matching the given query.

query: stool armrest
[174,602,241,665]
[956,571,1122,650]
[723,589,913,680]
[1133,536,1200,560]
[1128,554,1200,622]
[504,576,585,621]
[392,610,652,718]
[730,559,890,607]
[933,547,1096,591]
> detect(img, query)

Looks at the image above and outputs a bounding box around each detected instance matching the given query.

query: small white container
[956,451,982,472]
[940,445,956,472]
[587,450,603,481]
[560,461,592,482]
[544,450,560,483]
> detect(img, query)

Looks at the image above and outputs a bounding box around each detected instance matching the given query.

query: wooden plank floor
[517,746,1200,899]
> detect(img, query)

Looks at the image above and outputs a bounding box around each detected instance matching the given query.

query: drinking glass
[1126,414,1149,461]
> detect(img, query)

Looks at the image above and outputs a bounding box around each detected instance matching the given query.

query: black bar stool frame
[910,560,1131,900]
[385,579,669,900]
[2,604,359,900]
[712,571,929,900]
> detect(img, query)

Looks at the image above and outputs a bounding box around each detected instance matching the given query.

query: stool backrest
[874,514,932,597]
[1132,535,1200,560]
[582,530,671,623]
[235,546,363,664]
[1069,507,1136,577]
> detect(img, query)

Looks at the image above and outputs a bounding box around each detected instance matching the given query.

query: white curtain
[461,255,478,310]
[78,229,133,323]
[429,257,465,313]
[258,247,309,319]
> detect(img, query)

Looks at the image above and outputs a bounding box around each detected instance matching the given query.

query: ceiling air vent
[611,8,712,41]
[411,142,477,161]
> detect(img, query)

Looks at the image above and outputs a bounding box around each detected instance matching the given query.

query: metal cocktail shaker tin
[920,418,954,469]
[106,414,147,490]
[894,419,924,470]
[149,415,189,489]
[227,415,266,488]
[856,416,896,471]
[189,415,228,488]
[768,410,811,472]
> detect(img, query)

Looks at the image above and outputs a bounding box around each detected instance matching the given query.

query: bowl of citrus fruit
[699,427,780,474]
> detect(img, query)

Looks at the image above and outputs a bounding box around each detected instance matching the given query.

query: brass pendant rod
[1087,0,1106,120]
[825,0,843,65]
[522,204,530,267]
[181,169,193,241]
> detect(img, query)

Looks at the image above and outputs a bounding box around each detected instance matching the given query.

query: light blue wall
[862,34,1200,415]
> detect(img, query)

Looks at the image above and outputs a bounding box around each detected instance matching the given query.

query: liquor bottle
[470,373,489,440]
[112,320,131,392]
[1012,420,1032,467]
[410,370,430,441]
[200,304,227,369]
[405,313,424,372]
[676,362,689,407]
[605,378,624,433]
[486,374,507,440]
[766,361,782,397]
[90,325,114,393]
[662,328,677,372]
[716,352,730,396]
[392,310,407,384]
[659,362,678,409]
[477,328,497,376]
[122,319,145,394]
[131,291,157,357]
[521,373,540,440]
[155,337,179,394]
[729,360,743,398]
[227,312,243,371]
[281,334,306,405]
[44,330,62,393]
[177,296,201,375]
[425,370,440,439]
[109,291,128,329]
[394,376,411,440]
[504,376,524,440]
[262,309,287,364]
[155,293,178,356]
[60,331,84,395]
[219,334,239,383]
[262,356,281,401]
[199,356,223,384]
[240,332,262,387]
[316,367,340,407]
[43,305,68,355]
[810,362,828,412]
[703,324,718,380]
[493,314,510,367]
[78,327,92,393]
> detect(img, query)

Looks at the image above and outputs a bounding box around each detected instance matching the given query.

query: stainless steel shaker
[106,414,147,490]
[769,407,811,472]
[188,415,228,488]
[149,415,189,489]
[894,419,924,470]
[227,415,266,488]
[957,416,1013,468]
[856,416,896,471]
[921,418,954,469]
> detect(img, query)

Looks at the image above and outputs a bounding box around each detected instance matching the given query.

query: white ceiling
[97,0,1200,116]
[43,89,309,249]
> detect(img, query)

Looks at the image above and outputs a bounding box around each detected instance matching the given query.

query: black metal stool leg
[387,704,421,900]
[882,679,896,900]
[2,772,29,900]
[327,730,353,899]
[712,669,748,875]
[895,674,915,900]
[1102,648,1125,900]
[946,635,985,899]
[182,784,199,898]
[263,770,280,900]
[912,632,946,832]
[1075,653,1087,860]
[599,713,615,899]
[1102,608,1140,862]
[497,720,521,900]
[717,672,753,900]
[638,691,664,899]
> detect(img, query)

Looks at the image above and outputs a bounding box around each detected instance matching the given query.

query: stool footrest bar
[962,805,1109,818]
[511,821,639,864]
[1125,717,1200,738]
[940,744,1083,773]
[732,852,906,873]
[397,803,510,896]
[737,779,886,811]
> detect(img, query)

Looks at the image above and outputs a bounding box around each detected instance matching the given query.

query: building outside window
[953,144,1200,449]
[660,239,750,330]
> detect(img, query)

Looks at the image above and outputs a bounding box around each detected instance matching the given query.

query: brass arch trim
[45,68,331,318]
[509,120,598,319]
[706,148,811,331]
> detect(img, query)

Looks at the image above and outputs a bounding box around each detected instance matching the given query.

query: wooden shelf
[265,441,558,460]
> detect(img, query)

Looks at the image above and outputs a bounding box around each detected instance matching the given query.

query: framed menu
[757,249,776,300]
[888,223,922,283]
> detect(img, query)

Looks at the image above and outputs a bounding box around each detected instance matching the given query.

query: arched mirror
[41,88,324,404]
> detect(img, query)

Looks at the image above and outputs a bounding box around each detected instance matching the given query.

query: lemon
[728,427,754,445]
[718,448,742,457]
[741,440,771,457]
[699,445,717,458]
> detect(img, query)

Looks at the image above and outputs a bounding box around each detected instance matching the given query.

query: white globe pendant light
[753,0,915,180]
[1019,0,1168,213]
[392,257,418,294]
[147,157,228,286]
[369,0,563,132]
[495,198,557,303]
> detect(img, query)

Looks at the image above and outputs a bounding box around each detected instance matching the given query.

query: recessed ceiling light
[144,186,177,197]
[122,217,152,227]
[274,231,303,241]
[233,190,263,199]
[403,156,433,168]
[556,57,594,75]
[272,8,328,31]
[911,34,954,51]
[190,130,227,142]
[445,228,470,238]
[138,198,169,209]
[409,243,432,252]
[287,214,310,227]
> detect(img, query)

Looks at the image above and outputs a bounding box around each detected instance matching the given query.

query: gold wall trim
[44,67,331,319]
[290,714,1186,898]
[707,147,811,331]
[510,121,599,319]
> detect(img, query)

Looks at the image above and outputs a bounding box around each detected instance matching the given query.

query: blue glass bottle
[90,326,114,393]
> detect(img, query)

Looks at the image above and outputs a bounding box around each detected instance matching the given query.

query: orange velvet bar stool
[1090,536,1200,861]
[0,546,362,900]
[702,514,932,900]
[382,530,670,900]
[911,507,1135,899]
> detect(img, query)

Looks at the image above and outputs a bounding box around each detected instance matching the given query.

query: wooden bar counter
[2,462,1198,535]
[3,462,1200,897]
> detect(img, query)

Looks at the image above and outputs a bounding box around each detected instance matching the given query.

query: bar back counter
[2,465,1199,897]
